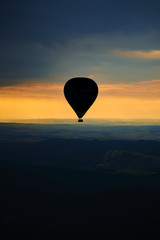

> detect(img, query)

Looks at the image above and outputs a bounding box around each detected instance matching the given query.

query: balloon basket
[78,119,83,122]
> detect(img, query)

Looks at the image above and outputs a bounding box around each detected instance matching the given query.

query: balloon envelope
[64,77,98,119]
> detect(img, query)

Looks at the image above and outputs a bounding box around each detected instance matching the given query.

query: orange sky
[1,79,160,120]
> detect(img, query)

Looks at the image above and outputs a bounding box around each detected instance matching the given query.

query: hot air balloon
[64,77,98,122]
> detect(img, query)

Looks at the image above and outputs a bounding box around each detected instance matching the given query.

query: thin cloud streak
[100,79,160,98]
[1,79,160,99]
[112,49,160,60]
[0,83,64,99]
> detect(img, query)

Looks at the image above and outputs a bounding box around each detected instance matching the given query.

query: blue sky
[0,0,160,86]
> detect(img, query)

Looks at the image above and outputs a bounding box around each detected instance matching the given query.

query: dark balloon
[64,77,98,122]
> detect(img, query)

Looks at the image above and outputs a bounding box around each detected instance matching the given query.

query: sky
[0,0,160,120]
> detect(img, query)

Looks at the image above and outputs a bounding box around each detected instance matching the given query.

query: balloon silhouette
[64,77,98,122]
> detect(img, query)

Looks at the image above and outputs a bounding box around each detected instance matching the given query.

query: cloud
[0,41,62,86]
[0,82,63,99]
[1,78,160,100]
[1,32,160,86]
[99,79,160,98]
[112,49,160,60]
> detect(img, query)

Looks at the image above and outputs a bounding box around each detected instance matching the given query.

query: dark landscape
[1,123,160,239]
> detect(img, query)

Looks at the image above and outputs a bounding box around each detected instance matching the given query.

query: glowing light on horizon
[1,80,160,120]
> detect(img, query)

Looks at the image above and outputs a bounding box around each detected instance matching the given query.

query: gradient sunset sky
[0,0,160,120]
